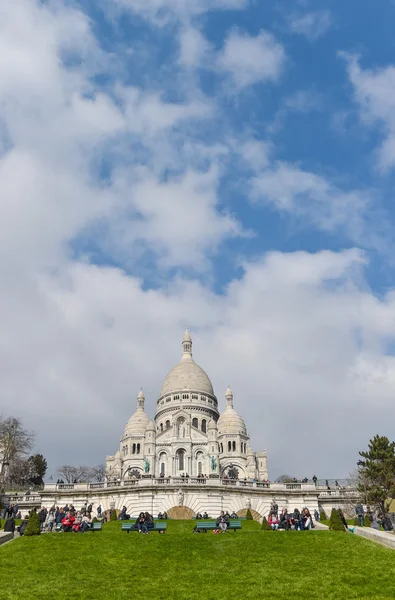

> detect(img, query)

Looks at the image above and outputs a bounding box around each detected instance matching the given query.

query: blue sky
[2,0,395,479]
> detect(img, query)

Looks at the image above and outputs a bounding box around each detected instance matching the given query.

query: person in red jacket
[61,512,75,532]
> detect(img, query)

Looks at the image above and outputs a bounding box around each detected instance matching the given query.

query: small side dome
[146,420,155,431]
[208,418,217,430]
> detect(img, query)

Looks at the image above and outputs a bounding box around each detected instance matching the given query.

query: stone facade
[106,331,268,482]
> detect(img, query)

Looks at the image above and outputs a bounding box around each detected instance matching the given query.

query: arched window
[192,417,198,428]
[166,420,170,429]
[137,443,140,454]
[198,462,202,476]
[177,449,185,471]
[220,443,223,453]
[228,441,231,452]
[201,419,207,433]
[132,443,136,454]
[232,441,236,452]
[159,452,167,476]
[160,423,163,432]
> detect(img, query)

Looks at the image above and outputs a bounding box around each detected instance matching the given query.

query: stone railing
[39,479,326,494]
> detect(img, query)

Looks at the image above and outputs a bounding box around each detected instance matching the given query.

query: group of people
[268,506,314,530]
[354,503,394,531]
[1,503,21,520]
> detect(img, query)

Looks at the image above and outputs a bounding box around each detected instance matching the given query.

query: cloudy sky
[2,0,395,480]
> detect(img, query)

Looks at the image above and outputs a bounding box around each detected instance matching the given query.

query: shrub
[319,511,326,521]
[328,508,345,531]
[92,517,98,523]
[261,516,271,530]
[0,519,2,530]
[353,517,359,526]
[24,511,40,536]
[110,509,118,521]
[246,509,253,520]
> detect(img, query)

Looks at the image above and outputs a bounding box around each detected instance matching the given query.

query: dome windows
[201,419,207,433]
[192,418,198,429]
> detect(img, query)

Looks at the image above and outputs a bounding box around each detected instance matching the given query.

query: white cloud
[250,162,389,252]
[343,53,395,171]
[3,247,395,478]
[288,10,332,41]
[113,0,247,23]
[2,0,395,485]
[178,25,213,68]
[216,29,285,89]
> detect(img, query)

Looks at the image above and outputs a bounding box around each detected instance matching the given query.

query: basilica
[106,331,268,482]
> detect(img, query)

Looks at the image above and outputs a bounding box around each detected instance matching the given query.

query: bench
[87,522,102,531]
[121,522,167,534]
[195,520,242,532]
[54,522,102,532]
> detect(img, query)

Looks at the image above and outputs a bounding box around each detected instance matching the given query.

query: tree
[328,508,345,531]
[24,511,41,536]
[246,509,253,520]
[357,435,395,515]
[0,417,34,486]
[89,465,106,482]
[275,475,296,483]
[261,516,271,530]
[28,454,47,486]
[57,465,92,483]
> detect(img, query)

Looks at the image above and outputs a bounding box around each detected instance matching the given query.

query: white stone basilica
[106,331,268,482]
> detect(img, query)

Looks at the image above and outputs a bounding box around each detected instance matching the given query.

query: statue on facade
[177,489,184,506]
[210,455,217,471]
[246,497,251,509]
[144,458,150,474]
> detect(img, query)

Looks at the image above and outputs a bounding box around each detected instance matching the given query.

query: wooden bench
[87,522,102,531]
[121,522,167,534]
[54,521,102,532]
[195,520,242,532]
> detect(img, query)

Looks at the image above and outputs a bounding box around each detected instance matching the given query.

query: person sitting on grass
[230,512,238,519]
[302,508,313,530]
[292,508,302,530]
[268,513,279,530]
[216,511,229,533]
[279,508,290,530]
[195,512,203,519]
[203,512,209,519]
[135,512,148,534]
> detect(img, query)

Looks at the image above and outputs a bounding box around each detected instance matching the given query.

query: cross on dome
[182,328,192,360]
[225,385,233,407]
[137,387,145,408]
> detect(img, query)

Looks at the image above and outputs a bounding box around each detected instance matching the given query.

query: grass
[1,520,395,599]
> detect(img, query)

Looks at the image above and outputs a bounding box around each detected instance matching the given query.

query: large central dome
[159,330,214,397]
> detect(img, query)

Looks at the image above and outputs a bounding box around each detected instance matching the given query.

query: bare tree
[0,416,35,485]
[57,465,92,483]
[89,464,106,482]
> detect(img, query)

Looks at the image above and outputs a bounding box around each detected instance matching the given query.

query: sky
[2,0,395,481]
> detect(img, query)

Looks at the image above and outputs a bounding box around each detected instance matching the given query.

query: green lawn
[1,520,394,600]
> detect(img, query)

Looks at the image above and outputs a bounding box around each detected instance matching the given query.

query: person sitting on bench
[216,511,229,533]
[135,512,148,534]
